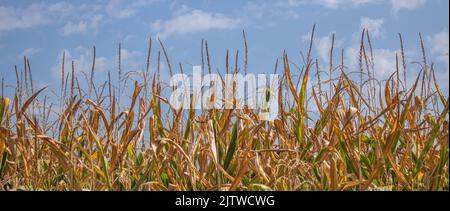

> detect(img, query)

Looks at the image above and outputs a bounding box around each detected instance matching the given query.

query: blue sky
[0,0,448,96]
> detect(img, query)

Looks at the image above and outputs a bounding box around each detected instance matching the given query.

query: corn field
[0,27,448,191]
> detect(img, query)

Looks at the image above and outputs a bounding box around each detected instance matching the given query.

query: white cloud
[371,49,398,77]
[279,0,426,12]
[390,0,427,13]
[61,22,89,36]
[244,2,300,21]
[47,2,74,13]
[120,48,145,73]
[51,46,110,80]
[106,0,158,19]
[360,17,384,38]
[61,15,103,36]
[302,32,343,64]
[151,9,241,38]
[345,46,399,78]
[0,2,104,36]
[427,30,449,70]
[0,1,148,37]
[281,0,383,9]
[344,29,400,79]
[0,4,50,32]
[428,30,449,60]
[18,48,40,59]
[51,46,144,81]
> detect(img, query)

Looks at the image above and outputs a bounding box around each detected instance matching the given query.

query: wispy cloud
[106,0,159,19]
[279,0,427,12]
[280,0,383,9]
[360,17,384,38]
[0,3,52,32]
[151,8,241,38]
[18,48,40,59]
[302,32,343,64]
[345,45,401,78]
[51,45,144,81]
[0,1,150,35]
[47,2,74,13]
[342,26,399,79]
[51,46,110,80]
[244,2,300,20]
[390,0,427,13]
[61,15,103,36]
[428,30,449,70]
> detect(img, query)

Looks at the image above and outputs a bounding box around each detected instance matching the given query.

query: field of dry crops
[0,27,448,191]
